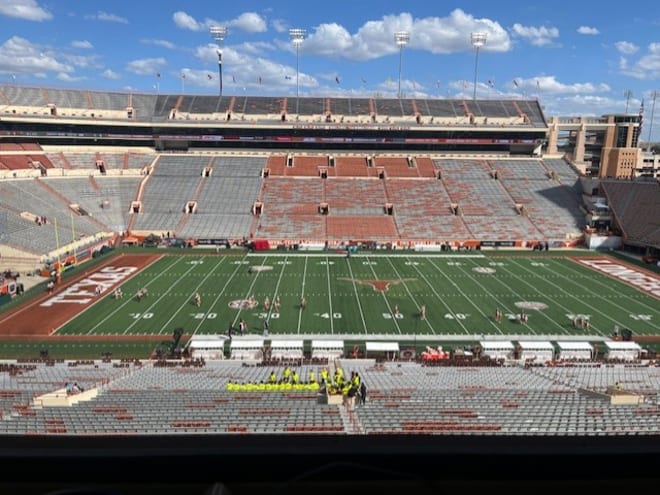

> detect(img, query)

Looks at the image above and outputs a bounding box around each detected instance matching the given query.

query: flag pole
[71,212,77,265]
[54,217,61,275]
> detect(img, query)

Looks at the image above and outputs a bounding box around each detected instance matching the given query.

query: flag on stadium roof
[258,76,262,85]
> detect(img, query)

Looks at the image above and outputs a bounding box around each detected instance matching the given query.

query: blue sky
[1,0,659,141]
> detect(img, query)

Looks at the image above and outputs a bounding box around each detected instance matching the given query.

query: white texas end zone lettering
[40,266,138,307]
[575,258,660,298]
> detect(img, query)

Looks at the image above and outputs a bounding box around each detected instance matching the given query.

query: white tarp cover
[270,340,304,349]
[556,341,593,350]
[312,340,344,349]
[188,335,225,349]
[480,340,514,350]
[517,341,554,350]
[366,342,399,352]
[604,341,641,350]
[229,339,264,349]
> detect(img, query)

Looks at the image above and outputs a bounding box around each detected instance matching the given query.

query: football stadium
[0,83,659,489]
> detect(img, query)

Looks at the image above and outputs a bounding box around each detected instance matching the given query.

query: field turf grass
[54,252,660,341]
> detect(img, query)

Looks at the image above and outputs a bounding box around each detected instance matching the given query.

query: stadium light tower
[289,28,307,109]
[394,31,410,99]
[210,25,228,97]
[470,32,487,101]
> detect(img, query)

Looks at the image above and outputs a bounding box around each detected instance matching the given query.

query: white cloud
[0,0,51,21]
[511,23,559,46]
[615,41,639,55]
[102,69,120,80]
[172,11,202,31]
[227,12,267,33]
[56,72,85,82]
[85,11,128,24]
[141,39,177,50]
[173,10,267,34]
[0,36,72,75]
[577,26,599,35]
[272,19,288,33]
[286,9,510,63]
[125,57,166,76]
[624,42,660,79]
[71,40,93,49]
[62,53,102,69]
[510,75,610,94]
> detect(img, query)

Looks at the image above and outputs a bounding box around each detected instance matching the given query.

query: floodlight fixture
[470,32,487,101]
[289,28,307,108]
[210,26,228,96]
[394,31,410,99]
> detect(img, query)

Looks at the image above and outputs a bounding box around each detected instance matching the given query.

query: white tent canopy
[188,335,226,349]
[365,342,399,352]
[517,341,554,350]
[270,340,304,349]
[229,339,264,349]
[480,340,514,350]
[187,335,226,360]
[311,340,344,360]
[556,341,593,360]
[517,341,554,362]
[604,341,642,350]
[480,340,514,360]
[269,339,304,360]
[556,341,594,350]
[312,340,344,350]
[604,340,642,361]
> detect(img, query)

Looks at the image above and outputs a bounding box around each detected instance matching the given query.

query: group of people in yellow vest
[225,365,367,405]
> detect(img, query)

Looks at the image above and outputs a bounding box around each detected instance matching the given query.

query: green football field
[55,252,660,340]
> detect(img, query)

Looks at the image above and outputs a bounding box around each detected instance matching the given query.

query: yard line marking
[190,256,242,337]
[365,256,401,334]
[422,258,485,334]
[553,259,660,326]
[506,258,614,335]
[385,257,435,334]
[85,256,184,335]
[462,258,562,335]
[233,256,269,329]
[325,256,334,335]
[296,256,308,335]
[266,255,289,323]
[345,257,369,335]
[154,256,226,335]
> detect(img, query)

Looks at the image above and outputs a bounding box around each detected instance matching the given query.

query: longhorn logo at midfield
[338,278,416,292]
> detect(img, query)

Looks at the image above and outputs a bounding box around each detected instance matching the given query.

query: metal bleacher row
[0,84,548,126]
[0,359,659,436]
[0,152,584,254]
